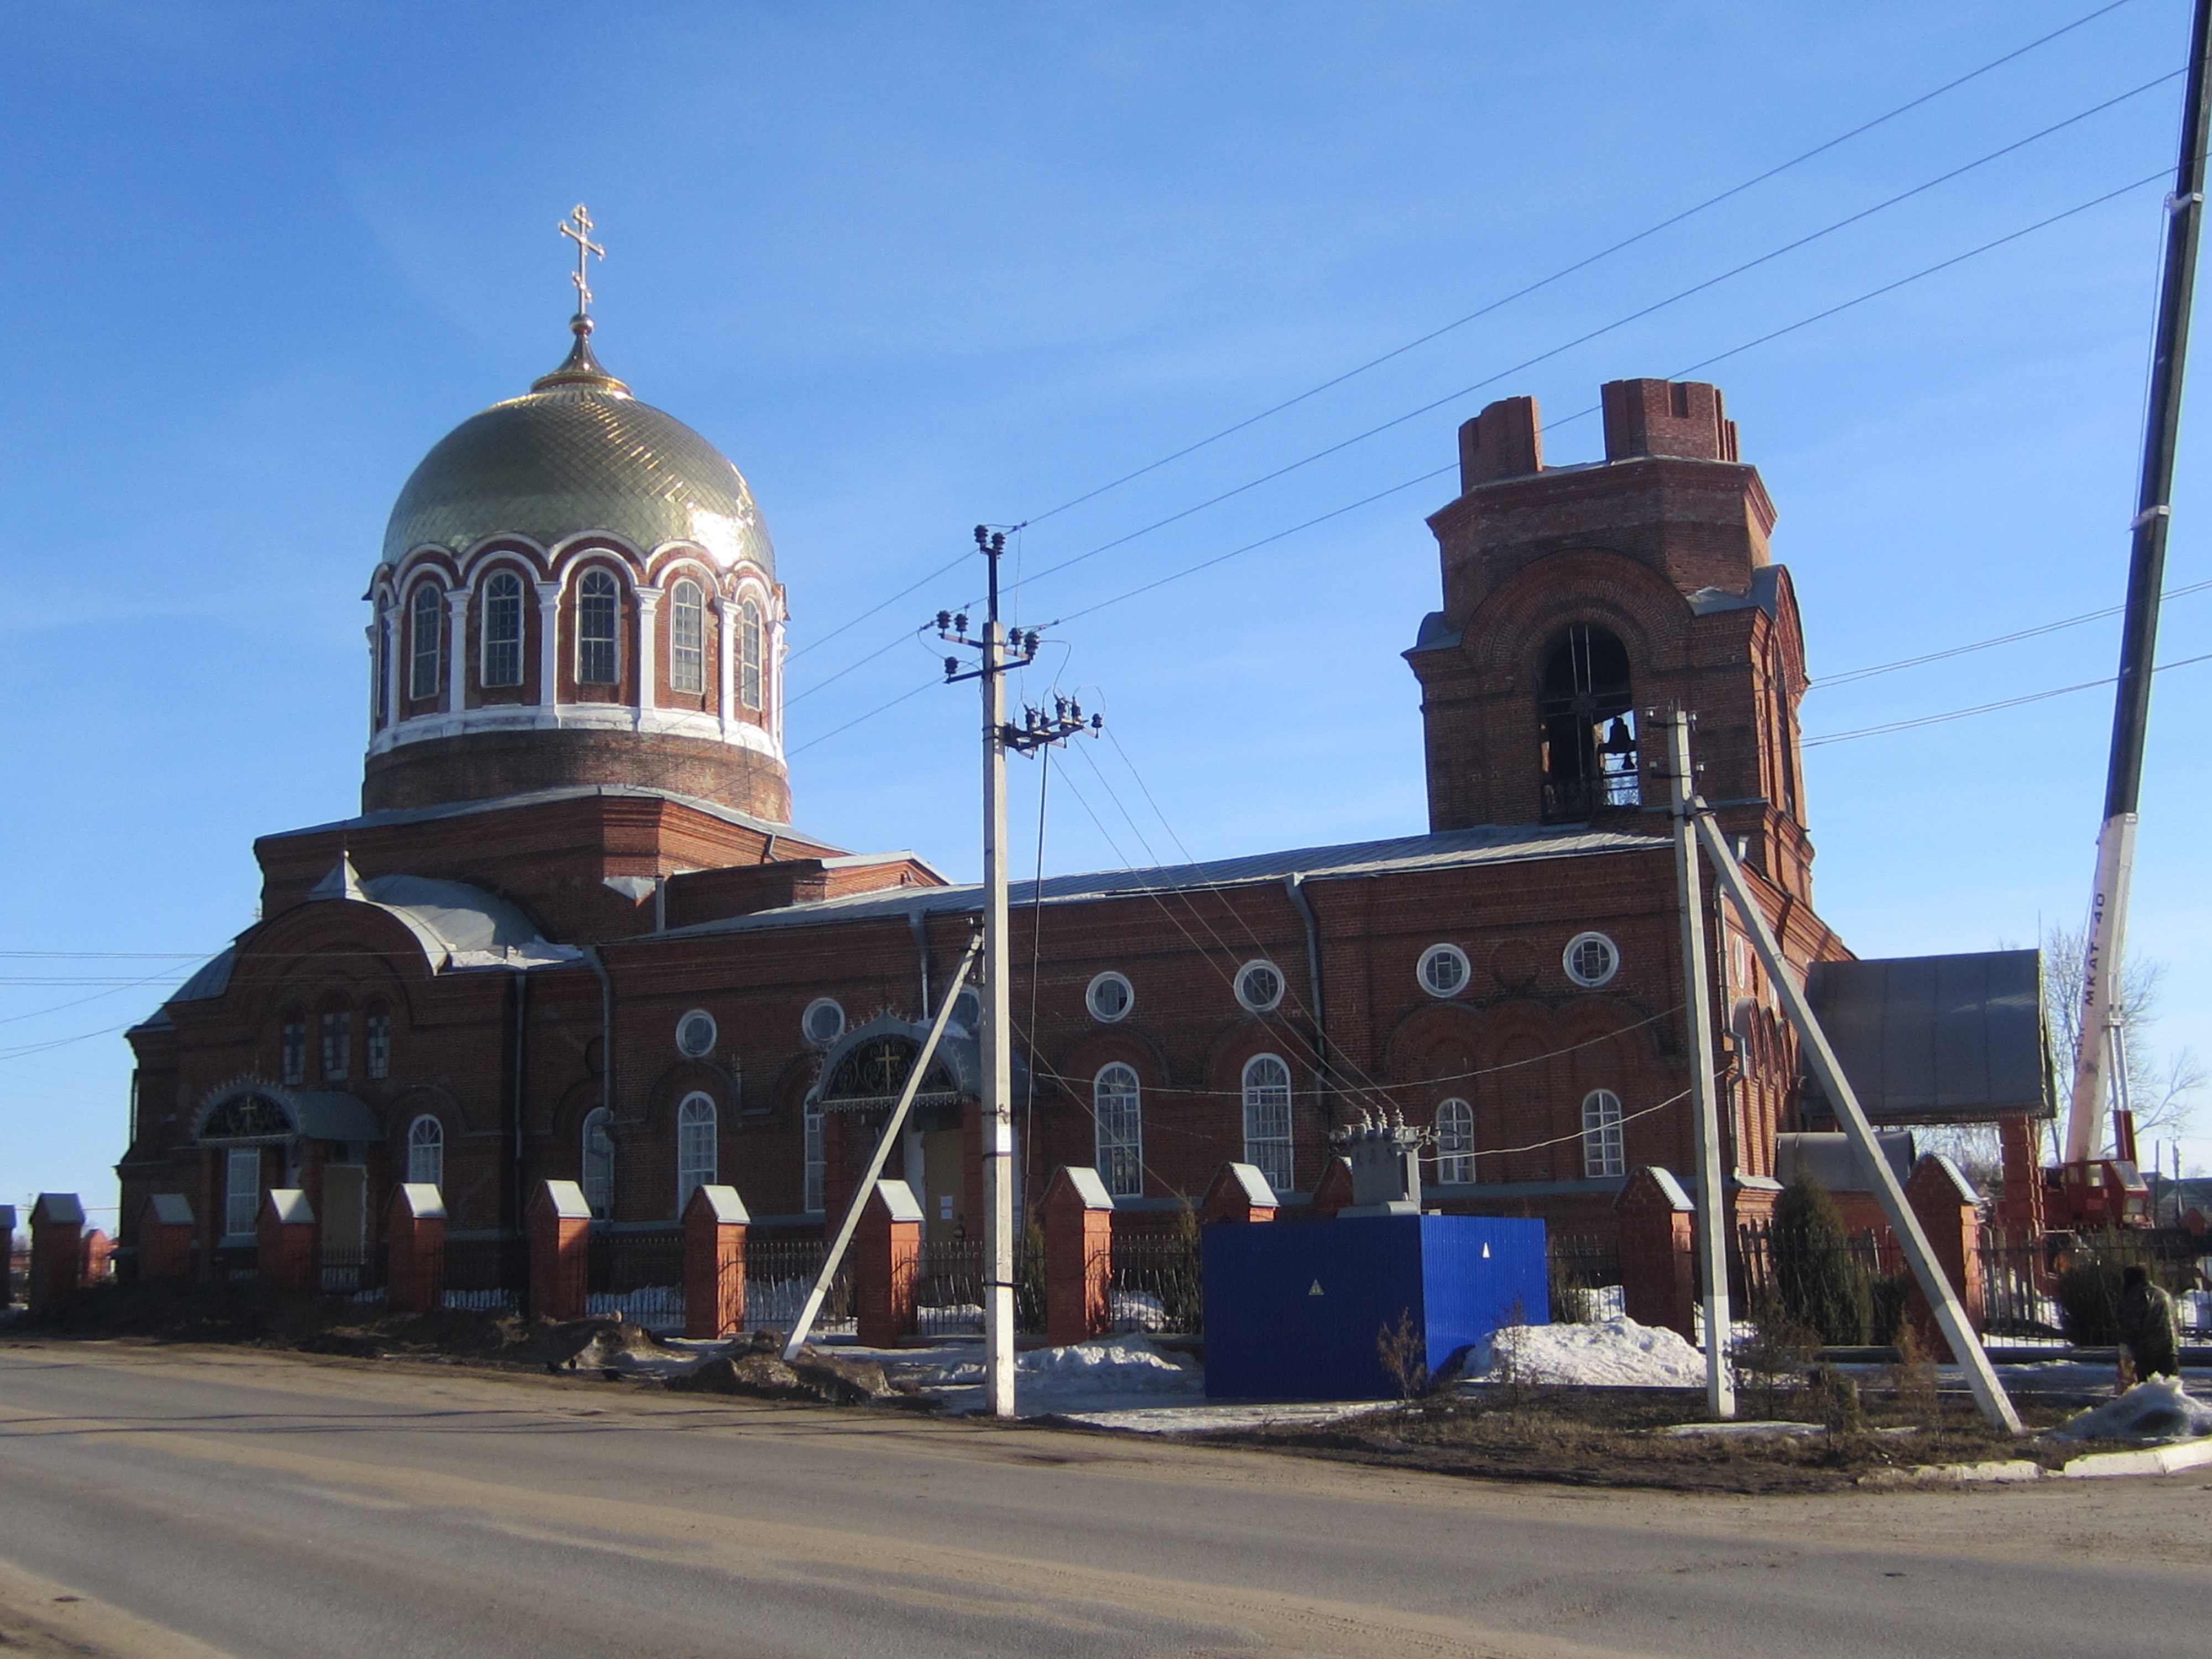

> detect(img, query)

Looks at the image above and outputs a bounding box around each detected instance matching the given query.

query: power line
[1013,0,2147,531]
[1811,577,2212,687]
[1803,648,2212,747]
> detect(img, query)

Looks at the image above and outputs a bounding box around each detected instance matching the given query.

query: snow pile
[2051,1378,2212,1444]
[1470,1316,1711,1389]
[1020,1334,1203,1396]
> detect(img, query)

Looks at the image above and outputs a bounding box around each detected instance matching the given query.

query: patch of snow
[1470,1316,1714,1389]
[1663,1420,1822,1438]
[1056,1399,1395,1435]
[1020,1334,1201,1394]
[587,1286,684,1332]
[2051,1378,2212,1444]
[1110,1291,1168,1332]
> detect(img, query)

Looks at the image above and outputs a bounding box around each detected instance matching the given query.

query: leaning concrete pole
[1690,807,2023,1434]
[1662,712,1736,1418]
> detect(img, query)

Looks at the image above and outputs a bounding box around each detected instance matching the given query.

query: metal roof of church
[659,821,1661,939]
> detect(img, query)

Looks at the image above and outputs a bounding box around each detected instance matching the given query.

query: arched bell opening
[1537,623,1640,822]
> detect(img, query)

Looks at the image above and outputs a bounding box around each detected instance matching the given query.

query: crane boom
[2065,0,2212,1166]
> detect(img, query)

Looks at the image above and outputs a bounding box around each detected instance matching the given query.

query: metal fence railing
[916,1237,984,1338]
[320,1238,380,1298]
[1109,1227,1203,1335]
[1546,1234,1623,1323]
[743,1233,852,1338]
[588,1228,685,1331]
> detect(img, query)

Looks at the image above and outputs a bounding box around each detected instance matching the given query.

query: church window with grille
[676,1094,717,1213]
[1093,1063,1143,1198]
[1436,1098,1475,1183]
[366,1011,391,1079]
[1537,623,1638,821]
[578,569,620,685]
[1581,1088,1625,1178]
[321,1010,350,1082]
[739,598,764,710]
[408,581,444,701]
[1241,1054,1293,1193]
[280,1019,306,1085]
[670,578,707,695]
[802,1102,825,1213]
[582,1107,615,1218]
[407,1116,444,1189]
[482,571,524,688]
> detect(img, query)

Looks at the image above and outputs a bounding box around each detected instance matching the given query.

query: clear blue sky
[6,0,2210,1232]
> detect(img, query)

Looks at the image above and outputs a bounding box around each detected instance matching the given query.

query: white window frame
[1436,1098,1475,1183]
[1581,1088,1625,1178]
[408,580,444,701]
[224,1147,260,1239]
[1234,959,1285,1014]
[577,568,620,686]
[670,577,707,695]
[676,1093,717,1214]
[406,1115,444,1189]
[1093,1063,1143,1198]
[1240,1053,1293,1192]
[803,1102,826,1213]
[482,570,525,688]
[1086,971,1134,1023]
[739,597,764,710]
[1563,931,1620,988]
[581,1107,615,1218]
[802,997,845,1046]
[1418,942,1471,999]
[676,1009,717,1058]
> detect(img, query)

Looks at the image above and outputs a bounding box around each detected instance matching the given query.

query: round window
[802,997,846,1045]
[1086,971,1134,1023]
[953,987,983,1032]
[1417,943,1470,999]
[1563,932,1621,988]
[676,1009,717,1058]
[1235,959,1285,1014]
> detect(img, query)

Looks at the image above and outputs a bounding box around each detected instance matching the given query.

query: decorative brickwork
[364,727,791,823]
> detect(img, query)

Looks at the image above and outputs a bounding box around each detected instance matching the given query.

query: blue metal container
[1202,1215,1548,1400]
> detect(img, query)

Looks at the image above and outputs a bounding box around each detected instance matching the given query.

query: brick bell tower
[1405,378,1814,900]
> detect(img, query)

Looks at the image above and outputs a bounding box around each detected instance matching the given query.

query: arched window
[739,597,764,710]
[1436,1098,1475,1183]
[577,569,620,685]
[581,1107,615,1218]
[1241,1054,1293,1193]
[406,1115,444,1190]
[225,1147,260,1239]
[1537,623,1637,821]
[409,581,444,701]
[670,578,707,695]
[482,570,524,688]
[676,1093,717,1213]
[802,1102,826,1213]
[1093,1063,1142,1198]
[1580,1089,1625,1178]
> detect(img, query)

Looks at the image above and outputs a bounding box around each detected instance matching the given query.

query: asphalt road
[0,1342,2205,1659]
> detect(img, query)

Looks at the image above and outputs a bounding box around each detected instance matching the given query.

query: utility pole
[938,528,1100,1417]
[2066,0,2212,1168]
[1660,709,1735,1419]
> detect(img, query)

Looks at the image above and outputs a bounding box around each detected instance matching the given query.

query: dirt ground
[4,1281,2153,1496]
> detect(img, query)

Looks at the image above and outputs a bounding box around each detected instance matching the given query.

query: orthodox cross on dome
[558,203,605,316]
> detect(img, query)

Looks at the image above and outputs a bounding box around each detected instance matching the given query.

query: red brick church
[116,311,1869,1285]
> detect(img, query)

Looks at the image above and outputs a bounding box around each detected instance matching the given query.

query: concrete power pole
[938,529,1099,1417]
[1660,709,1735,1419]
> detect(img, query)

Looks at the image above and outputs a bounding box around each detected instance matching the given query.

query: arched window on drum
[482,571,525,688]
[739,598,765,711]
[1537,623,1637,822]
[670,578,707,696]
[577,570,620,686]
[408,581,444,702]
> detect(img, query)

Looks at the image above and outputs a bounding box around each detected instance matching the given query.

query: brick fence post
[1310,1157,1355,1219]
[528,1181,592,1321]
[1200,1162,1277,1225]
[385,1183,448,1314]
[258,1190,319,1295]
[1614,1167,1698,1339]
[1903,1154,1983,1363]
[855,1180,922,1348]
[1041,1166,1113,1345]
[683,1184,750,1339]
[28,1194,85,1314]
[139,1195,196,1283]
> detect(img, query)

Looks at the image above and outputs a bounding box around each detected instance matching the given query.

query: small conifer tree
[1771,1169,1872,1346]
